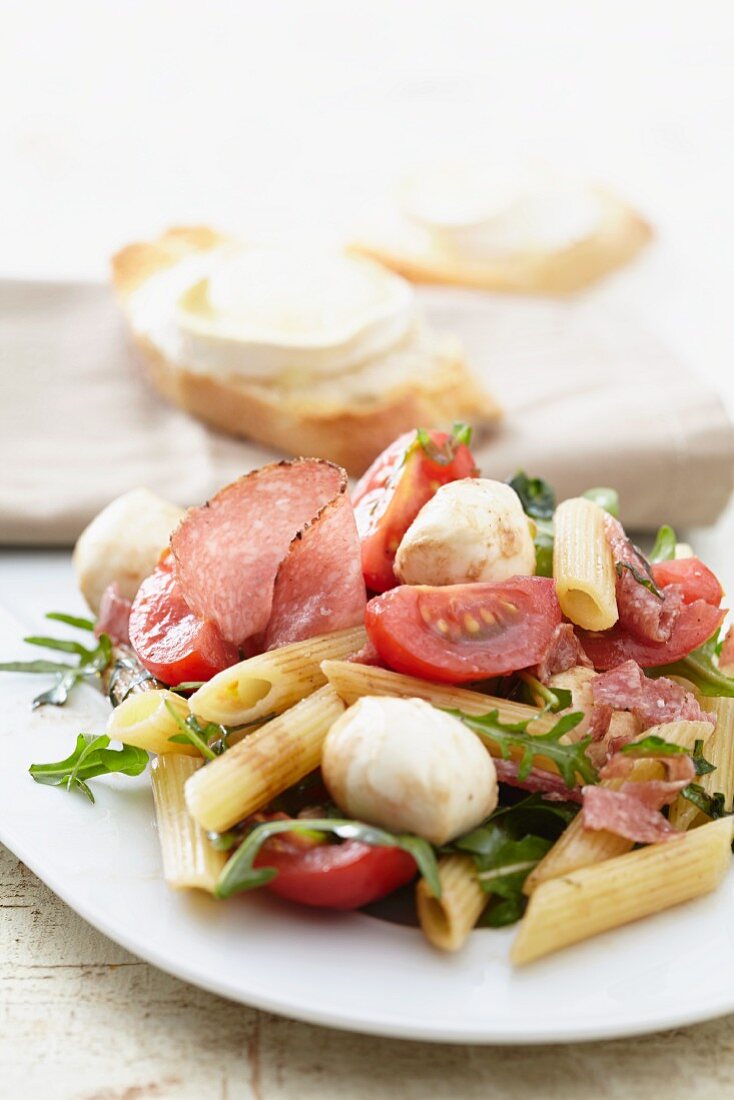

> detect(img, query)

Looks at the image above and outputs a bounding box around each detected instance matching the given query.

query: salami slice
[264,480,368,650]
[591,660,712,728]
[604,515,681,643]
[171,459,366,649]
[581,786,679,843]
[534,623,592,684]
[492,758,583,803]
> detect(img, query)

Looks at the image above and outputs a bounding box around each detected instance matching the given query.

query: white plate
[1,557,734,1045]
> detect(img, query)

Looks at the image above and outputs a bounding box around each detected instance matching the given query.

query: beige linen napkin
[1,278,732,545]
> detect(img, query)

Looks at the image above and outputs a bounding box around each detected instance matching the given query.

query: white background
[2,0,733,401]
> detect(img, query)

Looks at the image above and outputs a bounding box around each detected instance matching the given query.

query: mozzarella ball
[322,696,498,845]
[394,478,535,587]
[73,488,185,612]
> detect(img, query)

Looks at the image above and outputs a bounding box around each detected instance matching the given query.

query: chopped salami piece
[171,459,366,649]
[591,660,713,728]
[534,623,592,684]
[588,703,613,741]
[95,582,132,646]
[720,625,734,677]
[604,515,681,643]
[581,786,679,843]
[492,758,583,803]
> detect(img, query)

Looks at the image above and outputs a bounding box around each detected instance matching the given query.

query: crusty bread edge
[349,191,653,295]
[111,227,502,475]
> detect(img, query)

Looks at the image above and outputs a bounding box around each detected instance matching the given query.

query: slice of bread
[111,227,501,475]
[351,189,652,295]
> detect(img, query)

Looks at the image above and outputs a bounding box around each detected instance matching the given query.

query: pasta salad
[4,424,734,964]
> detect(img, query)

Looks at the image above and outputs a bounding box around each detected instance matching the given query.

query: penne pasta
[512,816,734,965]
[321,659,553,730]
[416,855,488,952]
[151,755,226,892]
[698,696,734,812]
[525,719,714,893]
[552,497,618,631]
[106,689,199,756]
[190,626,366,727]
[185,685,345,832]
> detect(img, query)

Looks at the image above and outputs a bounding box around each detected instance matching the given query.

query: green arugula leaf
[620,735,689,757]
[451,793,577,925]
[649,525,677,564]
[582,487,620,518]
[517,671,572,713]
[29,733,148,803]
[451,421,473,446]
[0,617,113,711]
[692,739,716,776]
[215,818,440,900]
[615,561,664,599]
[680,783,729,819]
[165,701,220,761]
[507,471,556,520]
[449,708,596,788]
[649,631,734,697]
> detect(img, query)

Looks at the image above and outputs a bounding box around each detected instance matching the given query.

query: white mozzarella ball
[394,478,535,587]
[322,695,498,846]
[73,488,185,612]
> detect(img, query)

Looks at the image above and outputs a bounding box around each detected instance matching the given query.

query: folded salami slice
[171,459,366,649]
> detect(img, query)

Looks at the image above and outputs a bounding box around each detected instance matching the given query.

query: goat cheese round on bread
[73,488,185,612]
[322,695,498,845]
[394,478,535,586]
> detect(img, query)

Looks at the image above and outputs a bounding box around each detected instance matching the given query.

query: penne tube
[190,626,366,727]
[553,497,618,632]
[512,816,734,965]
[416,855,488,952]
[698,696,734,812]
[321,659,553,730]
[151,755,226,892]
[185,685,345,832]
[525,719,714,893]
[107,689,199,756]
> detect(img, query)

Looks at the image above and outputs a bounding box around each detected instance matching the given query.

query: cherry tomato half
[255,838,417,910]
[353,427,478,593]
[651,557,724,607]
[129,557,238,685]
[365,577,562,683]
[580,599,726,670]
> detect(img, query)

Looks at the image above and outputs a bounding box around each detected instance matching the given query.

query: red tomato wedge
[580,599,727,670]
[255,839,417,910]
[651,558,724,607]
[353,427,478,593]
[365,577,562,684]
[129,557,238,685]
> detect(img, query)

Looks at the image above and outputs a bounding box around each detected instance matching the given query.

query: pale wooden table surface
[4,838,734,1100]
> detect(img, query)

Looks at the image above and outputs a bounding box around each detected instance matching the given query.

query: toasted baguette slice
[111,227,501,475]
[351,190,652,295]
